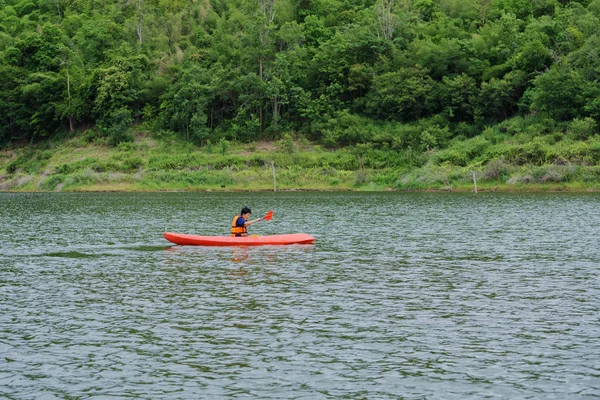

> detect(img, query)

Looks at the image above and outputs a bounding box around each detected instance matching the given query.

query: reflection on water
[0,192,599,399]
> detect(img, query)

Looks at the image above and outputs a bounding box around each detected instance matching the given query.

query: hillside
[1,128,599,191]
[1,0,600,191]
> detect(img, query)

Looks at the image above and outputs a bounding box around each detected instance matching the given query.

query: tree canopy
[1,0,599,148]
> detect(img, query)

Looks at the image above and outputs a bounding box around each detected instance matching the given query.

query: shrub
[504,140,551,165]
[431,148,469,166]
[98,107,134,146]
[420,125,450,150]
[142,170,234,187]
[315,111,378,148]
[6,160,19,174]
[120,156,144,172]
[581,166,600,182]
[217,138,230,155]
[277,133,296,154]
[147,154,200,170]
[539,165,578,183]
[483,158,510,181]
[431,136,491,166]
[38,174,64,191]
[5,149,51,174]
[117,141,136,152]
[498,115,557,137]
[389,124,424,150]
[56,158,102,174]
[55,164,72,174]
[507,174,536,185]
[67,171,101,186]
[567,118,598,140]
[566,140,600,164]
[247,155,269,167]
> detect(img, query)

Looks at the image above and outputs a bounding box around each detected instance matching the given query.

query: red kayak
[164,232,315,246]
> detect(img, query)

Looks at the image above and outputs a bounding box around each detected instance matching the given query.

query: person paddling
[231,207,265,237]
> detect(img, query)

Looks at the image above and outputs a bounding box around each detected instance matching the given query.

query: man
[231,207,264,237]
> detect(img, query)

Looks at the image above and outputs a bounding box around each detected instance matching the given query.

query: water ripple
[1,192,599,399]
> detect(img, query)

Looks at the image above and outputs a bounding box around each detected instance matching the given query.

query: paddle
[248,211,273,236]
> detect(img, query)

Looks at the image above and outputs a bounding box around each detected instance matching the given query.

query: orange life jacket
[231,215,247,237]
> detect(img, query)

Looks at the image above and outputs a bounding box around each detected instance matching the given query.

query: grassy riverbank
[1,129,600,192]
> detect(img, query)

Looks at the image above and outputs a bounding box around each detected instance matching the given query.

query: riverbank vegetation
[1,0,600,191]
[2,123,600,191]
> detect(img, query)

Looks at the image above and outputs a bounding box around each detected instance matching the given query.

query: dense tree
[364,66,437,121]
[0,0,599,146]
[159,64,214,143]
[529,66,585,120]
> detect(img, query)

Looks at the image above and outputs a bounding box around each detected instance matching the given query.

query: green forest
[1,0,600,191]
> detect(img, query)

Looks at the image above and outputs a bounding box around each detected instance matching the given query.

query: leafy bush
[432,148,469,166]
[117,141,136,152]
[5,149,51,174]
[317,110,376,148]
[38,174,64,190]
[567,118,598,140]
[147,154,204,170]
[539,165,578,183]
[431,136,491,166]
[56,158,105,174]
[505,140,551,165]
[142,170,235,187]
[66,171,101,187]
[120,156,144,172]
[98,107,134,146]
[581,166,600,182]
[566,139,600,164]
[483,158,511,181]
[498,115,557,137]
[277,134,296,154]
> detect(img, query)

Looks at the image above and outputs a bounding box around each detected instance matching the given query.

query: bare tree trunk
[186,115,189,141]
[260,0,275,23]
[272,97,278,129]
[257,0,275,77]
[376,0,396,41]
[66,67,74,132]
[476,0,492,26]
[137,0,143,44]
[258,0,275,133]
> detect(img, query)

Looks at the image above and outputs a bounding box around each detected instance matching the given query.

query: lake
[1,191,599,399]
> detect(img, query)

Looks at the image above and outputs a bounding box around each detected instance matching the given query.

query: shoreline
[2,135,600,194]
[2,184,599,193]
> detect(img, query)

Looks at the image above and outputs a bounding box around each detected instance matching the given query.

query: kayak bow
[164,232,315,246]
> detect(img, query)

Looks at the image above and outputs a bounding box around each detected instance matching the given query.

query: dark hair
[241,206,251,215]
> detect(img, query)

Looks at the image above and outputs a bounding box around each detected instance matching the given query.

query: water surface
[1,192,599,399]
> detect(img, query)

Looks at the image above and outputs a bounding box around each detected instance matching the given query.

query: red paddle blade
[264,210,274,221]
